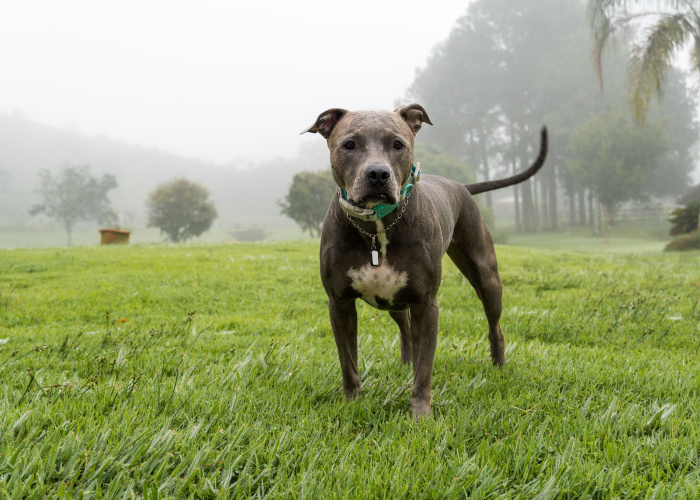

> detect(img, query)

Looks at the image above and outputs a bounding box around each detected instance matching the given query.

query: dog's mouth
[350,190,398,208]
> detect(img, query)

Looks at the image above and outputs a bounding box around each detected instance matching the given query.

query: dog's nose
[366,165,391,187]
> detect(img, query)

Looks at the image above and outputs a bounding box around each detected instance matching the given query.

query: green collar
[339,164,421,222]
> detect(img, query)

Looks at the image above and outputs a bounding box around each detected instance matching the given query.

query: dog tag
[371,250,379,266]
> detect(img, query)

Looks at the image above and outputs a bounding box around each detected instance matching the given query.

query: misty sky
[1,1,470,166]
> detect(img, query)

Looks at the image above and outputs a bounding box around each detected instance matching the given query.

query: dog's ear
[394,103,433,136]
[300,108,348,139]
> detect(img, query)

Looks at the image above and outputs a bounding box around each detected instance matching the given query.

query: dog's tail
[465,127,548,195]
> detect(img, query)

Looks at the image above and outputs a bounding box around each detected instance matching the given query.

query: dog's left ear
[394,103,433,136]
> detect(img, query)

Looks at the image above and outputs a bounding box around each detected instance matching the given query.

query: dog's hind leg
[389,310,412,364]
[446,220,506,368]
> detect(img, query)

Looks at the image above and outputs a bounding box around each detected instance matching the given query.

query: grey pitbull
[302,104,547,418]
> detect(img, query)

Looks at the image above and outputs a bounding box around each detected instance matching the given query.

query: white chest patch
[347,264,408,308]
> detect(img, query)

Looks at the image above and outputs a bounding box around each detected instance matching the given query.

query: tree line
[281,0,699,240]
[29,164,218,246]
[408,0,697,237]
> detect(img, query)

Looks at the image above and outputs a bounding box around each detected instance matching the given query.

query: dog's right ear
[300,108,347,139]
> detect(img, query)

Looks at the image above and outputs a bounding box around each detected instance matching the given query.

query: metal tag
[371,250,379,266]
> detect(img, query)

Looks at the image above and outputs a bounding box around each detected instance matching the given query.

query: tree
[567,109,668,241]
[408,0,696,234]
[588,0,700,122]
[29,164,117,246]
[279,170,337,237]
[146,179,218,242]
[641,67,699,197]
[407,0,506,210]
[408,0,611,231]
[413,143,475,185]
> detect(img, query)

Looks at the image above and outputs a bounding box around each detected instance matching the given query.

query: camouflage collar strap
[338,164,421,222]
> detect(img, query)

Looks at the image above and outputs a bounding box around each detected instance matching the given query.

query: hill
[0,112,328,233]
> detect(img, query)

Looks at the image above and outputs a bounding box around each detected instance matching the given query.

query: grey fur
[303,104,547,418]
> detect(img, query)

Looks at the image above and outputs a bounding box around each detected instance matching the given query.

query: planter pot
[99,229,131,245]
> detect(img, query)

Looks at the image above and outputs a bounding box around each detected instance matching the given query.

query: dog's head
[301,104,432,207]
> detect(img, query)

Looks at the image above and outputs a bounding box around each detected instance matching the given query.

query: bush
[278,170,336,237]
[414,143,475,184]
[491,229,509,245]
[664,229,700,251]
[668,201,699,236]
[146,179,218,242]
[231,227,266,242]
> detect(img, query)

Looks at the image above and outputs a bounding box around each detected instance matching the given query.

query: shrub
[146,179,218,242]
[231,227,266,242]
[664,229,700,251]
[278,170,336,237]
[668,200,699,236]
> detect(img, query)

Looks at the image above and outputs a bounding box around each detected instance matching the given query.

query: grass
[502,225,671,253]
[0,241,699,498]
[0,219,665,252]
[0,222,309,249]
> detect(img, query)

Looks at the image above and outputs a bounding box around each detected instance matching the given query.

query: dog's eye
[393,140,404,150]
[343,141,355,150]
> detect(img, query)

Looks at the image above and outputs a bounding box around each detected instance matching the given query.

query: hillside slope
[0,113,328,230]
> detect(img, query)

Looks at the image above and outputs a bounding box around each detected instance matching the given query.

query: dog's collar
[339,164,421,222]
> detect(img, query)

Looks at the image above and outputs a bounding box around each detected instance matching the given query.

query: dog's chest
[347,263,408,309]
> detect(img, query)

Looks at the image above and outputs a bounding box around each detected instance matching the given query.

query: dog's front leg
[409,299,439,418]
[328,298,361,401]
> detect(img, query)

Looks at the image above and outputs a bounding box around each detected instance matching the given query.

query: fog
[0,1,468,164]
[1,0,698,246]
[0,1,474,242]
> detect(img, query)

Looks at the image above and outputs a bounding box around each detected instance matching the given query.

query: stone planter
[99,229,131,245]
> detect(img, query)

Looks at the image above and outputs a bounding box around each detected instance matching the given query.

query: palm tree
[588,0,700,122]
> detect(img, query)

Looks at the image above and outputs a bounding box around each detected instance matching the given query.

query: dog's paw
[343,387,362,401]
[409,399,431,419]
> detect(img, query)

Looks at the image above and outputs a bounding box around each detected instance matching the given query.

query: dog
[302,104,547,418]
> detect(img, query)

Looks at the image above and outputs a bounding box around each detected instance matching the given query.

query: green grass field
[503,225,670,254]
[1,241,699,498]
[0,219,668,252]
[0,225,311,250]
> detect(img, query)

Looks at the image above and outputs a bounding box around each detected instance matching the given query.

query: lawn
[502,225,670,253]
[0,220,308,250]
[1,241,699,498]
